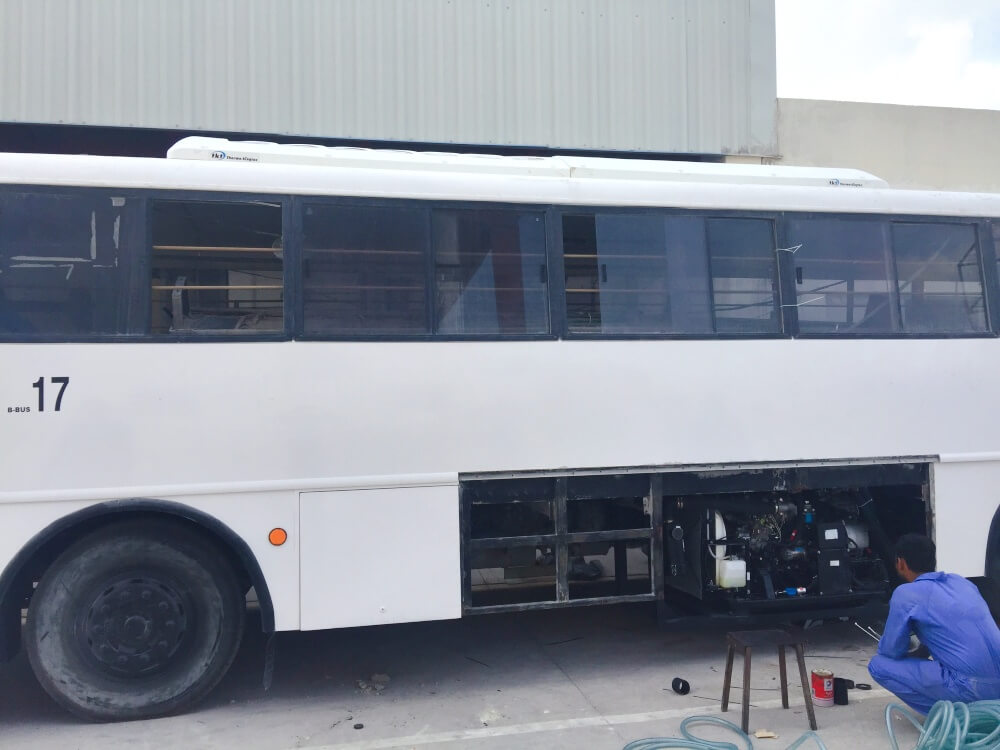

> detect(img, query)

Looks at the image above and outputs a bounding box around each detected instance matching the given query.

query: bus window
[786,217,900,334]
[562,213,712,334]
[995,222,1000,298]
[302,204,429,335]
[706,218,781,334]
[0,190,132,337]
[150,200,283,335]
[891,222,987,334]
[432,209,549,335]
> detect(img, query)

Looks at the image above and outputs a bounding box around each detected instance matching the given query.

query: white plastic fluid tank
[717,559,748,589]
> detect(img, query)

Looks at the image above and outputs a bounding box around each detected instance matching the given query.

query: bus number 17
[32,377,70,412]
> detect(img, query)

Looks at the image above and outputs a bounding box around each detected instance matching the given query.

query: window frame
[891,220,988,336]
[2,184,997,344]
[0,183,147,343]
[556,206,786,341]
[293,195,559,342]
[786,211,995,340]
[989,219,1000,334]
[297,197,434,337]
[0,187,295,343]
[146,192,292,341]
[781,212,902,336]
[705,214,784,337]
[431,206,552,337]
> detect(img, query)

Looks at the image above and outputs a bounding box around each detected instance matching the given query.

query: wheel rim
[78,577,190,677]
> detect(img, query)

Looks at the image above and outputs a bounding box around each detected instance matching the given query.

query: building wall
[0,0,777,156]
[777,98,1000,193]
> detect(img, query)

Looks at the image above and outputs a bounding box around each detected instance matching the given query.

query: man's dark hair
[894,534,936,574]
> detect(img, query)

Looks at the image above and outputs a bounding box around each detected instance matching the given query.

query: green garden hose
[622,714,827,750]
[885,700,1000,750]
[623,700,1000,750]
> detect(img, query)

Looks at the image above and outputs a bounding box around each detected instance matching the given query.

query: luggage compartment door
[300,485,461,630]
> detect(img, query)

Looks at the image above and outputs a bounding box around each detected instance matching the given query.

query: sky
[775,0,1000,110]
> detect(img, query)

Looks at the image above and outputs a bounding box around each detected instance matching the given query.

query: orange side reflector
[268,528,288,546]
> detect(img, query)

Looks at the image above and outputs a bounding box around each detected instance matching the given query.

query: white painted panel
[5,339,1000,495]
[930,461,1000,578]
[299,486,461,630]
[0,0,777,155]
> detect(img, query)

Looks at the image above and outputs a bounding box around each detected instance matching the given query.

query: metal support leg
[778,646,789,709]
[721,644,735,712]
[649,474,665,624]
[554,477,569,602]
[614,542,628,593]
[741,647,752,734]
[795,643,818,731]
[459,486,472,611]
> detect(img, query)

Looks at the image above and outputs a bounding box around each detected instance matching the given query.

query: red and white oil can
[811,669,834,707]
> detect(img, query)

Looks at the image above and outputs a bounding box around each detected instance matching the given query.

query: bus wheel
[24,521,245,721]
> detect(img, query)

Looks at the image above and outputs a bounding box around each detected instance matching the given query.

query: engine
[704,493,888,603]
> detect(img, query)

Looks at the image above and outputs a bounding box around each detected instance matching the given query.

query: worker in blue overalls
[868,534,1000,714]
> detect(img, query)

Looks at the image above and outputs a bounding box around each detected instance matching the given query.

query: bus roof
[167,137,889,189]
[1,139,999,219]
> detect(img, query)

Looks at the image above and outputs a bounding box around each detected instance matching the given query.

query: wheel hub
[80,578,188,676]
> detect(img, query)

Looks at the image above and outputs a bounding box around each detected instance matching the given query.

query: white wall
[777,98,1000,193]
[0,0,777,156]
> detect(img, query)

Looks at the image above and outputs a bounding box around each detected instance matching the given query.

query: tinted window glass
[0,190,133,337]
[562,214,712,334]
[665,217,715,332]
[706,218,780,333]
[892,222,986,333]
[433,209,548,334]
[303,204,429,334]
[995,222,1000,291]
[787,218,899,333]
[151,200,283,334]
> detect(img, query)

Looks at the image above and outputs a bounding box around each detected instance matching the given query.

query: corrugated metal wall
[0,0,776,155]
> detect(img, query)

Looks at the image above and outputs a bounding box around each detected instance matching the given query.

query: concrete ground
[0,605,922,749]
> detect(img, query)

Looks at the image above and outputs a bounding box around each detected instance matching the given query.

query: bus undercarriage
[461,461,930,624]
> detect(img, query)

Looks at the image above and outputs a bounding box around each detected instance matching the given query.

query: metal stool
[721,629,818,733]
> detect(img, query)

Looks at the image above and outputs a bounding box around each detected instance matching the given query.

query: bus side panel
[0,491,301,632]
[299,485,461,630]
[171,490,301,631]
[932,460,1000,578]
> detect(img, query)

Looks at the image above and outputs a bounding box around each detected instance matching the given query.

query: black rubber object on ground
[672,677,691,695]
[833,677,849,705]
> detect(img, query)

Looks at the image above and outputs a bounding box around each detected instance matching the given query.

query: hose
[622,715,827,750]
[885,700,1000,750]
[623,700,1000,750]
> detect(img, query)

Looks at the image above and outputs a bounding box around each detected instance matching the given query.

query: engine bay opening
[663,480,928,616]
[460,462,929,618]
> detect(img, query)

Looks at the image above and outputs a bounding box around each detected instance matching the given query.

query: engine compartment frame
[460,459,930,623]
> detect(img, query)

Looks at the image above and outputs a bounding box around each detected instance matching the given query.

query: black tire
[24,521,245,721]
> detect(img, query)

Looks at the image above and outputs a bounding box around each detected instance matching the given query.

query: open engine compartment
[461,461,930,621]
[663,482,928,616]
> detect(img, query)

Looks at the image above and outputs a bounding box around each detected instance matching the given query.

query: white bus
[2,137,999,721]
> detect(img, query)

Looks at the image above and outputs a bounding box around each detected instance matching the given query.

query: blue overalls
[868,572,1000,714]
